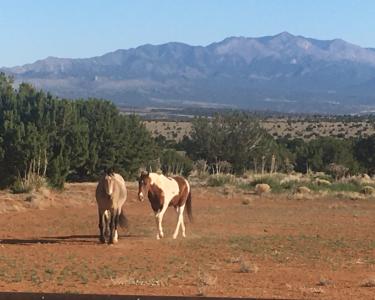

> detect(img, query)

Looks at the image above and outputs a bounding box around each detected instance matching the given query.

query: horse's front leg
[108,209,120,244]
[112,209,120,244]
[104,210,110,238]
[155,204,168,239]
[98,208,106,244]
[108,210,116,244]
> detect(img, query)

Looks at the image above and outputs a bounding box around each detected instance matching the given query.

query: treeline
[166,113,375,177]
[0,74,158,188]
[2,72,375,190]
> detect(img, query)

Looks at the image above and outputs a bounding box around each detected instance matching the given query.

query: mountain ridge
[2,32,375,114]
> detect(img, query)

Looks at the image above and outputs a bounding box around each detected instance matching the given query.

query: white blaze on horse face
[138,177,150,201]
[138,191,144,201]
[105,176,113,196]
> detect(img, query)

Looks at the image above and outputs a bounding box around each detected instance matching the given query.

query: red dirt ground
[0,183,374,299]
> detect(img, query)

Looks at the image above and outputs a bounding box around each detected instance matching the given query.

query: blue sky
[0,0,374,67]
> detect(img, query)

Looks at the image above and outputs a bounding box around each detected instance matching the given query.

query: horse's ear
[140,170,149,177]
[105,167,115,176]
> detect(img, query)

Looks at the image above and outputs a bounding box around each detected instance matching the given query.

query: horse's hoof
[99,238,106,244]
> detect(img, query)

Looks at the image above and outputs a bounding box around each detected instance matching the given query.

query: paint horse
[96,170,128,244]
[138,171,192,239]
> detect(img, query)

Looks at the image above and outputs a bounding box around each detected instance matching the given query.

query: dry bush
[348,174,374,186]
[197,270,217,286]
[335,191,365,201]
[296,186,311,194]
[317,278,332,286]
[223,185,236,197]
[361,185,375,195]
[207,174,236,187]
[239,259,259,274]
[360,278,375,288]
[110,275,164,287]
[11,173,46,194]
[327,163,348,180]
[255,183,271,195]
[315,178,332,186]
[279,173,303,184]
[241,198,251,205]
[196,270,217,296]
[193,160,209,177]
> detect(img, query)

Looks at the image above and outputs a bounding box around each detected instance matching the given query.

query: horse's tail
[186,190,193,222]
[119,208,129,228]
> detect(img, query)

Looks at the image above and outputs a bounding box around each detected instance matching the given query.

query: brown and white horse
[96,170,128,244]
[138,171,192,239]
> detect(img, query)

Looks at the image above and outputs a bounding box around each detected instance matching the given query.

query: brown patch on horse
[169,176,189,207]
[148,183,165,212]
[139,173,165,212]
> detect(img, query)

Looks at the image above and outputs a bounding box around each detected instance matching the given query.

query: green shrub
[11,178,32,194]
[207,174,235,187]
[306,181,362,193]
[245,176,299,193]
[160,149,193,177]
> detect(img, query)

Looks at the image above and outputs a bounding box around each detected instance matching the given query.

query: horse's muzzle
[138,193,144,202]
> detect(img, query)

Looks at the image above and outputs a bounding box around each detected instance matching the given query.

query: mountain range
[2,32,375,114]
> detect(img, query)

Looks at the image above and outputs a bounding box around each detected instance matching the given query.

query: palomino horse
[138,171,192,239]
[96,170,128,244]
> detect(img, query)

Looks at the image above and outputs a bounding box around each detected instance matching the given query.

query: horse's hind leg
[104,210,110,238]
[98,209,106,244]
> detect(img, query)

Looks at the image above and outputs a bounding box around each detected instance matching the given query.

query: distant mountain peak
[274,31,295,38]
[2,33,375,114]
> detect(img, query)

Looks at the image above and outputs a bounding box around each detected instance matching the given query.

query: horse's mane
[105,167,115,176]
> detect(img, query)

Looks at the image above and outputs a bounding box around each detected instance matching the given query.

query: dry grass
[317,278,332,286]
[144,118,375,142]
[239,259,259,274]
[144,121,192,141]
[110,275,165,287]
[196,270,218,297]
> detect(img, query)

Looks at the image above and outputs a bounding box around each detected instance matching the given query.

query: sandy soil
[0,183,374,299]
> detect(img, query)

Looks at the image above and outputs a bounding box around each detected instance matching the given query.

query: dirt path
[0,183,374,299]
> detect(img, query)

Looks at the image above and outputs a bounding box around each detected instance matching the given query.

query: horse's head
[104,169,115,196]
[138,171,150,202]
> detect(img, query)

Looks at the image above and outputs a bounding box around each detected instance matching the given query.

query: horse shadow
[0,233,142,246]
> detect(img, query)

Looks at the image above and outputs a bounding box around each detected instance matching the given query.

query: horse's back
[171,176,190,193]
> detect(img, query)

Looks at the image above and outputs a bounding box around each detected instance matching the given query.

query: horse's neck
[148,184,160,197]
[111,175,126,200]
[149,173,179,200]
